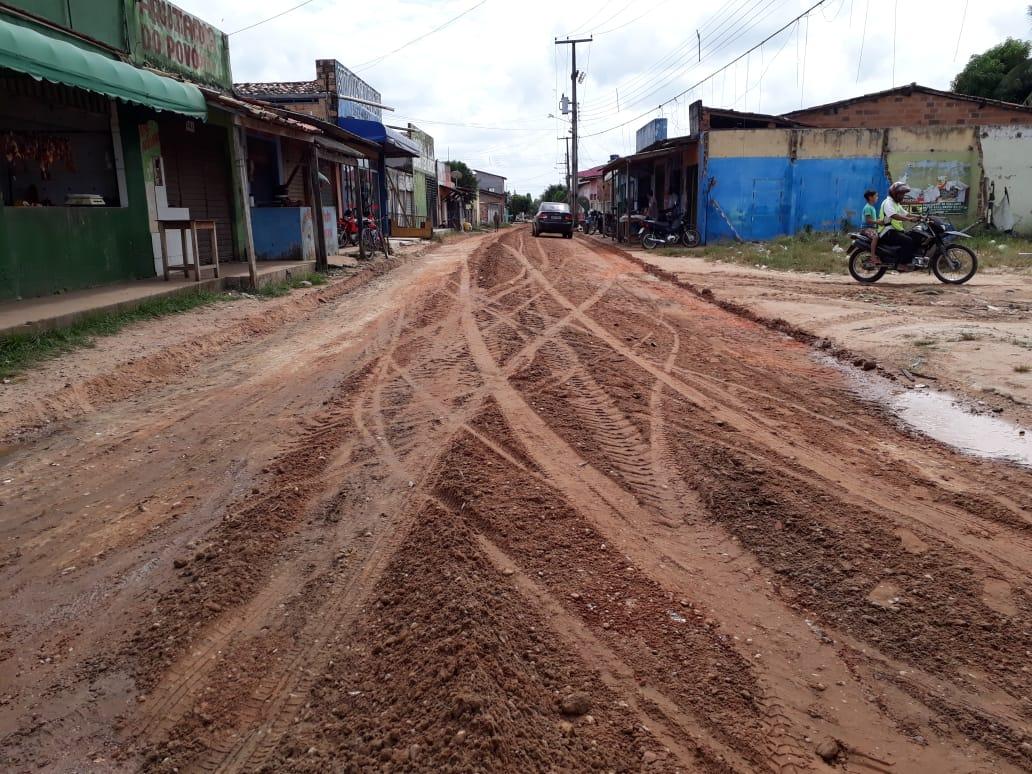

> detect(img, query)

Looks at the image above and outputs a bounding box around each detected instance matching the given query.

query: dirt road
[1,229,1030,773]
[638,250,1032,427]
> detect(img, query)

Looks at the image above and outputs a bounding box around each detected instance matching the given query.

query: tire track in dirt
[482,233,1023,771]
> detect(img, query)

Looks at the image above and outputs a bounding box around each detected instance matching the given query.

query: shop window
[1,75,124,208]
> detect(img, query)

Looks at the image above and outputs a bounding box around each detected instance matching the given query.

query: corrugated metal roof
[201,87,319,134]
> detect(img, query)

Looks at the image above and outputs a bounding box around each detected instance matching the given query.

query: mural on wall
[888,153,977,219]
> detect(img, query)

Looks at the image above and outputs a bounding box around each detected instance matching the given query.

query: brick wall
[789,90,1032,129]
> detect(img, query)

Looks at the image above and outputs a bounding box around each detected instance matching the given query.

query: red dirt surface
[0,229,1029,772]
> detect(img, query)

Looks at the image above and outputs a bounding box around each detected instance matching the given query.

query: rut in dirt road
[1,229,1029,773]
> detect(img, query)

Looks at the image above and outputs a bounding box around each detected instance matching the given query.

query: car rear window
[539,203,569,213]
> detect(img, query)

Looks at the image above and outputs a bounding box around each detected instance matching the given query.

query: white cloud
[177,0,1030,196]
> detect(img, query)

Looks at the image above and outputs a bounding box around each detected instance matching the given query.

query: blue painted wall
[252,207,305,261]
[702,155,888,243]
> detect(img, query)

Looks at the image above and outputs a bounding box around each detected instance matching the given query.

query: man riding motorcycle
[878,182,925,266]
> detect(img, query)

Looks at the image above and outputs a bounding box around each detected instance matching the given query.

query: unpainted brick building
[785,83,1032,129]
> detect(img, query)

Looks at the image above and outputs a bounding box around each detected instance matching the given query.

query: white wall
[980,125,1032,235]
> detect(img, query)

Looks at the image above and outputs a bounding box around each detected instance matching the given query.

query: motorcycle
[338,210,385,257]
[337,211,359,248]
[640,212,701,250]
[359,213,386,255]
[847,216,978,284]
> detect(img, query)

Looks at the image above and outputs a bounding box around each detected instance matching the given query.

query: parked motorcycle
[847,216,978,284]
[640,213,701,250]
[337,210,359,248]
[338,210,385,257]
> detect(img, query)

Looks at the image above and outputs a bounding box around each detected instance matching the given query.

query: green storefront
[0,1,238,301]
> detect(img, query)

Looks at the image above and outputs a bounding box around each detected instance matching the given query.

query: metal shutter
[161,121,236,262]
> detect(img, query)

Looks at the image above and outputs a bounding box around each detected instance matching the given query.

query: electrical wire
[354,0,488,71]
[579,0,830,139]
[576,0,766,115]
[580,0,771,112]
[799,13,809,108]
[856,0,870,82]
[578,0,786,120]
[953,0,969,62]
[229,0,319,36]
[593,0,676,35]
[892,0,898,87]
[566,0,616,36]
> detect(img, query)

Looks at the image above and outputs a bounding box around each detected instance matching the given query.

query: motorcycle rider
[879,182,925,264]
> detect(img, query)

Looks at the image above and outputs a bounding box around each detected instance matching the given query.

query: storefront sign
[334,62,382,122]
[132,0,232,90]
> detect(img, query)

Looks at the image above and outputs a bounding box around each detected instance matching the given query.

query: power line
[578,0,786,120]
[229,0,320,36]
[953,0,969,62]
[354,0,488,71]
[580,0,830,139]
[594,0,676,35]
[856,0,870,82]
[892,0,898,87]
[391,116,551,131]
[799,14,809,108]
[577,0,761,113]
[566,0,616,36]
[578,0,771,116]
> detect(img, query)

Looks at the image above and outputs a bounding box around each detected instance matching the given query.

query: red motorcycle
[338,210,385,256]
[337,210,360,248]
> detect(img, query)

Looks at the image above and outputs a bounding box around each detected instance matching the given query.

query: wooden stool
[158,219,196,281]
[190,219,219,281]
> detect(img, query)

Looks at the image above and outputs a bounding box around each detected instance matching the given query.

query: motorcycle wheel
[931,245,977,285]
[847,248,886,283]
[361,229,380,254]
[681,228,701,248]
[641,233,662,250]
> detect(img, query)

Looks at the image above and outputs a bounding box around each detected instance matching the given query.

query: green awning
[0,17,206,118]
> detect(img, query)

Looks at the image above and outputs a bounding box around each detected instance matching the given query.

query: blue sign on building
[635,118,668,152]
[333,61,381,122]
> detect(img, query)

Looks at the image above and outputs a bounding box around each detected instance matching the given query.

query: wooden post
[231,119,258,289]
[309,143,328,271]
[356,163,367,261]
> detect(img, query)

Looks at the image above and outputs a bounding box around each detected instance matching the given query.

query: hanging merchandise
[2,131,76,178]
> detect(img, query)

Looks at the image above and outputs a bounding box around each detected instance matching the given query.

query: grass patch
[0,290,236,378]
[914,338,937,347]
[958,331,980,342]
[1015,364,1031,374]
[654,229,1032,274]
[698,232,849,274]
[960,232,1032,271]
[257,272,327,298]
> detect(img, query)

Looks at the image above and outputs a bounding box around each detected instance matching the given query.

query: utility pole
[557,135,570,194]
[555,36,591,223]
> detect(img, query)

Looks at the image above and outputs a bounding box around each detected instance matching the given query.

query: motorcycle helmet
[889,181,911,198]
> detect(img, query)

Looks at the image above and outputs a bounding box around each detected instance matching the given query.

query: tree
[952,38,1032,105]
[446,160,478,191]
[541,184,569,203]
[508,191,534,217]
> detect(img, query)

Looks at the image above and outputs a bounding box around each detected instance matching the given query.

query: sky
[176,0,1031,196]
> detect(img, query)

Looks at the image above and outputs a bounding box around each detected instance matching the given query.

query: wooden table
[158,219,220,281]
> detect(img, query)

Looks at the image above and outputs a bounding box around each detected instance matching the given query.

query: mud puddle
[827,358,1031,467]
